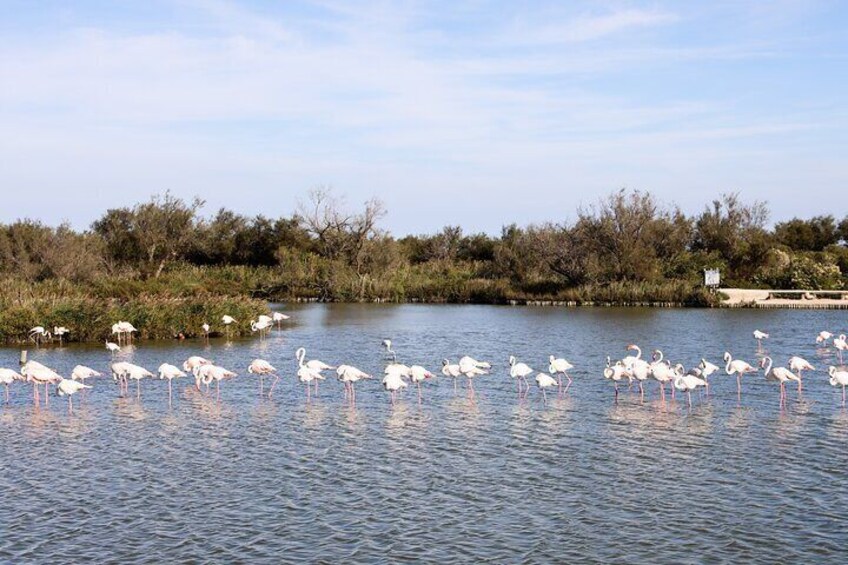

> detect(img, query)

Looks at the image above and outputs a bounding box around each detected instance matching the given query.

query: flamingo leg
[168,379,173,408]
[216,380,220,403]
[306,382,311,402]
[44,383,49,407]
[4,384,8,403]
[687,390,692,408]
[68,396,73,414]
[453,378,457,394]
[542,388,547,404]
[417,381,422,404]
[639,381,644,402]
[259,375,264,396]
[737,374,742,402]
[564,374,573,394]
[557,375,562,395]
[268,375,280,399]
[614,382,619,403]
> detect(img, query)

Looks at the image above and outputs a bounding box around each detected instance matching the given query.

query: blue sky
[1,1,846,234]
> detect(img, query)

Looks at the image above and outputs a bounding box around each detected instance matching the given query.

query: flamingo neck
[725,355,733,374]
[763,357,772,376]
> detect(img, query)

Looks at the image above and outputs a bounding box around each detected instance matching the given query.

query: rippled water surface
[2,304,848,563]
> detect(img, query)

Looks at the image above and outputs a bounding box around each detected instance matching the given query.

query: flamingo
[817,331,833,345]
[548,356,574,393]
[125,364,155,400]
[0,368,22,403]
[106,341,120,355]
[753,330,769,351]
[21,360,62,407]
[672,365,706,408]
[458,356,490,398]
[724,352,758,400]
[197,365,237,402]
[183,356,213,389]
[698,358,720,396]
[157,364,186,405]
[56,378,90,414]
[382,369,408,405]
[110,361,134,397]
[53,326,69,345]
[296,347,334,394]
[834,335,847,364]
[828,366,848,405]
[250,319,273,338]
[508,356,533,396]
[382,339,396,361]
[409,365,435,404]
[29,326,51,345]
[336,365,372,404]
[272,312,290,329]
[222,315,236,338]
[297,365,323,402]
[760,357,794,407]
[535,372,558,403]
[71,365,101,383]
[788,356,815,393]
[650,354,675,401]
[248,359,278,397]
[201,323,210,339]
[441,359,462,393]
[623,344,644,370]
[604,356,631,402]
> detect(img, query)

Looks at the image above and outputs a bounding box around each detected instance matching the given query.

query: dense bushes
[0,188,845,342]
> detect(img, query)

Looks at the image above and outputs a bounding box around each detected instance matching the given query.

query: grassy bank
[0,268,718,344]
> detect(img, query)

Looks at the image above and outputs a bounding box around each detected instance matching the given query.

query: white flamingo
[29,326,51,345]
[336,365,372,404]
[56,378,91,414]
[788,356,815,393]
[828,366,848,405]
[296,347,334,395]
[382,339,396,361]
[157,364,186,405]
[724,352,758,400]
[272,312,290,329]
[509,356,534,396]
[604,356,631,402]
[834,334,847,364]
[222,315,236,338]
[382,370,408,405]
[297,365,323,402]
[53,326,69,344]
[441,359,462,393]
[0,368,22,403]
[458,356,490,398]
[105,341,120,355]
[409,365,435,403]
[250,319,273,338]
[817,331,833,345]
[650,353,675,401]
[125,363,155,400]
[760,356,794,407]
[753,330,769,351]
[672,365,706,408]
[248,359,279,397]
[21,360,62,406]
[197,365,237,401]
[201,323,210,339]
[71,365,101,383]
[548,355,574,393]
[535,372,558,403]
[698,358,720,396]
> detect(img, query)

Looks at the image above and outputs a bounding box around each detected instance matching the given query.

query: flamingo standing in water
[834,335,847,364]
[458,356,490,398]
[548,356,574,394]
[29,326,51,345]
[222,315,236,339]
[382,339,397,361]
[604,356,631,403]
[441,359,462,393]
[337,365,372,404]
[125,364,155,400]
[724,352,758,400]
[649,352,674,402]
[197,365,237,402]
[698,358,720,396]
[828,366,848,405]
[753,330,769,351]
[761,357,794,407]
[296,347,334,395]
[535,373,558,404]
[53,326,69,345]
[0,368,22,403]
[672,365,706,408]
[106,341,120,356]
[71,365,101,383]
[509,356,533,396]
[817,331,833,345]
[248,359,278,397]
[183,356,213,390]
[409,365,435,404]
[56,378,90,414]
[788,356,815,393]
[272,312,290,329]
[382,369,408,405]
[201,323,210,339]
[297,365,323,402]
[21,360,62,407]
[157,364,186,405]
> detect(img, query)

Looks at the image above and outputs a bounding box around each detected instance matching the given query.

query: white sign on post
[704,269,720,288]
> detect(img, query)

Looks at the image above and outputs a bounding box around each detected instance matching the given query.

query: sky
[0,0,846,235]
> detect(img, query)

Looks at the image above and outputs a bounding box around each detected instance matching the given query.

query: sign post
[704,269,720,290]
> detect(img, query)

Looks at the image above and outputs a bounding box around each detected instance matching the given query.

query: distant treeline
[0,188,846,342]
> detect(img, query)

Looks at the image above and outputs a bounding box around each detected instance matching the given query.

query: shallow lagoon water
[1,304,848,563]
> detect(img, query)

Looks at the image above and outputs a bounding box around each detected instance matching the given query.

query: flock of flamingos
[2,315,848,414]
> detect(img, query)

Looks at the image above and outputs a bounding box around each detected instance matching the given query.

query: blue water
[1,304,847,563]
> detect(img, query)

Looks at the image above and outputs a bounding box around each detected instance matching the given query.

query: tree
[774,215,840,251]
